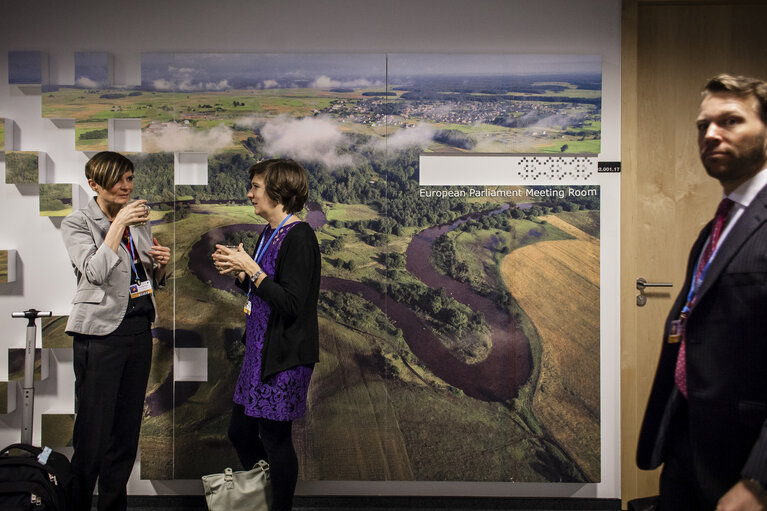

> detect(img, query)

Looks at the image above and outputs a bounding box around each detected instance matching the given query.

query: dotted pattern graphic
[517,156,595,181]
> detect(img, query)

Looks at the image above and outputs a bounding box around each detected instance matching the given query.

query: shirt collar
[726,167,767,208]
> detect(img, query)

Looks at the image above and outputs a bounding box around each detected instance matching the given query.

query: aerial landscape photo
[40,53,602,483]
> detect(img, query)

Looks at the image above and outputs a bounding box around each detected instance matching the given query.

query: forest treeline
[129,137,598,236]
[131,136,495,229]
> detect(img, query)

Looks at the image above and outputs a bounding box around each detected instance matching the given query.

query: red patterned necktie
[674,198,735,398]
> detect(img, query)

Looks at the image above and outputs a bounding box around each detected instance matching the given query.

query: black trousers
[659,402,717,510]
[71,330,152,511]
[228,404,298,511]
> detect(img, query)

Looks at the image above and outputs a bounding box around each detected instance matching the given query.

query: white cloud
[144,122,234,153]
[261,115,353,169]
[375,123,435,151]
[204,80,231,91]
[176,79,231,91]
[152,79,230,91]
[310,75,339,88]
[76,76,102,88]
[262,80,279,89]
[309,75,381,89]
[234,117,263,130]
[152,79,173,90]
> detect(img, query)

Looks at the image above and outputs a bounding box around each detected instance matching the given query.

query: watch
[743,477,767,498]
[250,269,263,284]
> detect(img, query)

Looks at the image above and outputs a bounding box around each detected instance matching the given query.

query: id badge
[129,280,153,299]
[668,319,684,344]
[243,300,252,315]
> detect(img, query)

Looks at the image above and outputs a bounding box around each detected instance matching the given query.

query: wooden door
[621,0,767,505]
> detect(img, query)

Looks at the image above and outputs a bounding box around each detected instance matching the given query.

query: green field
[39,183,73,217]
[5,151,38,184]
[554,209,601,238]
[324,202,380,222]
[42,83,600,154]
[537,139,601,154]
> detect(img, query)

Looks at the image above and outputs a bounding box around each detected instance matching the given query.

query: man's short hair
[703,73,767,124]
[248,158,309,214]
[85,151,134,189]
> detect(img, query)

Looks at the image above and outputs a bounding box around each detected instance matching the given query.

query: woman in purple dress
[212,159,320,511]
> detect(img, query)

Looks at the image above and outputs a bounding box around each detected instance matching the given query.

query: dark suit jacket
[637,184,767,498]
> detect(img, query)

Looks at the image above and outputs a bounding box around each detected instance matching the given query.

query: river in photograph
[187,203,531,403]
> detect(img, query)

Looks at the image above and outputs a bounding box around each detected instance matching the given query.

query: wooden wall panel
[621,0,767,505]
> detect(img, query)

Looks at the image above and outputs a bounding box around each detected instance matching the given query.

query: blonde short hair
[85,151,134,189]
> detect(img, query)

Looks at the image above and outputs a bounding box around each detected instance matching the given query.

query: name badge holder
[127,231,153,299]
[130,280,153,299]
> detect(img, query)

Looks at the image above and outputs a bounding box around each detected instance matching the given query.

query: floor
[117,495,623,511]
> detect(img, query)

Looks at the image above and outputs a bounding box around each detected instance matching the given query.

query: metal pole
[12,309,52,445]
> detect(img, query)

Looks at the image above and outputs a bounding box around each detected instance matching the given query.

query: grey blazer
[62,197,163,336]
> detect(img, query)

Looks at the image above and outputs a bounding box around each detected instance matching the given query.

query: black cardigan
[236,221,321,380]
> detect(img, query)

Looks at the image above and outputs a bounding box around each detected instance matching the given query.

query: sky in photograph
[139,53,601,91]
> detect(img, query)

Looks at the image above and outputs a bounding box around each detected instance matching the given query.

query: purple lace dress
[233,222,313,420]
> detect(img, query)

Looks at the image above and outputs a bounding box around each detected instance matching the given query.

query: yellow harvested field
[500,215,600,481]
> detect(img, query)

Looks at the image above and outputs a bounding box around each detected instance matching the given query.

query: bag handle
[0,443,43,457]
[253,459,270,480]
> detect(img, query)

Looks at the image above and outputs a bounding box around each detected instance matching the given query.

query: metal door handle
[636,277,673,306]
[636,277,673,291]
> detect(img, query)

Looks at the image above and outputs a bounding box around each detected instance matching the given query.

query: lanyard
[247,214,292,296]
[253,214,292,265]
[124,230,142,284]
[681,236,725,315]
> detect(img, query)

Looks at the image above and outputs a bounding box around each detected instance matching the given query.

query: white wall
[0,0,622,499]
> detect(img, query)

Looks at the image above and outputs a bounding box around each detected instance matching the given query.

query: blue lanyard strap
[126,231,142,284]
[248,214,292,296]
[681,237,724,315]
[253,214,292,265]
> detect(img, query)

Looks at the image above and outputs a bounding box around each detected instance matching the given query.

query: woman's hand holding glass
[113,199,151,227]
[212,244,261,278]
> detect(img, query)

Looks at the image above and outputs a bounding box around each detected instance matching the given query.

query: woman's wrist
[245,261,267,287]
[244,259,259,278]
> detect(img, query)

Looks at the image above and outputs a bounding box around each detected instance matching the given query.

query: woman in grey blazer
[61,151,170,511]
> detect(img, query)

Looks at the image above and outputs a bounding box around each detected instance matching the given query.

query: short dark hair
[703,73,767,124]
[248,158,309,214]
[85,151,134,189]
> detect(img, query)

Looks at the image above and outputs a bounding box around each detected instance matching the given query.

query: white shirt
[718,167,767,247]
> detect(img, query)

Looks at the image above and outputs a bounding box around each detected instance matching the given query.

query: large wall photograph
[8,51,604,485]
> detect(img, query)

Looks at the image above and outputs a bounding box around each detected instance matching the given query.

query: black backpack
[0,443,73,510]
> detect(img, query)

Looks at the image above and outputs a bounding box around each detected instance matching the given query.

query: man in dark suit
[637,74,767,510]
